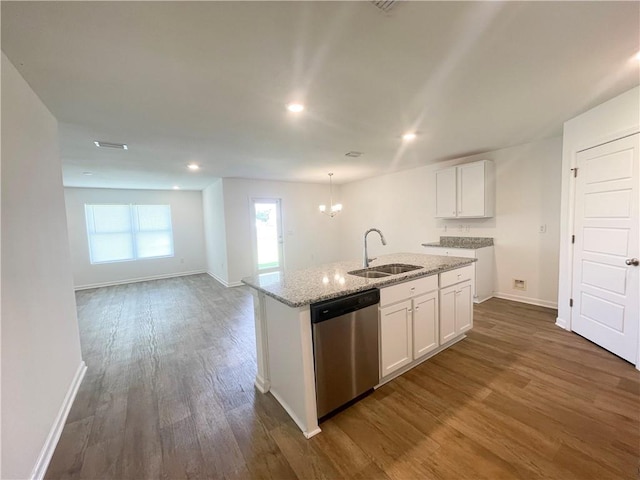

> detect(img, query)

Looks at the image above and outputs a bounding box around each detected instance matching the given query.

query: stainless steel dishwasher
[311,289,380,420]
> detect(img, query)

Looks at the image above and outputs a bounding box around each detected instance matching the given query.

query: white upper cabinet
[435,160,495,218]
[435,167,457,218]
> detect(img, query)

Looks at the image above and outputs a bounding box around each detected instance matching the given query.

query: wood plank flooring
[46,274,640,479]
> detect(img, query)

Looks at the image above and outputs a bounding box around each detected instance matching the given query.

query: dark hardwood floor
[46,274,640,479]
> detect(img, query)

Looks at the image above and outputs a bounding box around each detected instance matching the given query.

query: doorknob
[625,258,639,266]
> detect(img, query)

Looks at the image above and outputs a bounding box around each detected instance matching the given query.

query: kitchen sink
[371,263,422,275]
[352,270,391,278]
[348,263,422,278]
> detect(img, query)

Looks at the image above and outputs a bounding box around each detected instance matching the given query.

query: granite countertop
[241,252,476,308]
[422,236,494,249]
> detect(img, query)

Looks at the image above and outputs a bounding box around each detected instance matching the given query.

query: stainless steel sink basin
[352,270,391,278]
[371,263,422,275]
[348,263,422,278]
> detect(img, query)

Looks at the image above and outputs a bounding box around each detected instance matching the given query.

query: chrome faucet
[363,228,387,267]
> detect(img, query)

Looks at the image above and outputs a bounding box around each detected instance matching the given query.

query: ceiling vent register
[94,141,128,150]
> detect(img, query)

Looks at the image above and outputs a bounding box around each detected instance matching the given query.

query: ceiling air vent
[370,0,399,13]
[94,141,128,150]
[345,151,363,158]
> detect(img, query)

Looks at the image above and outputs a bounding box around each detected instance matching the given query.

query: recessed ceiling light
[187,163,200,170]
[94,140,128,150]
[402,132,417,141]
[82,171,93,176]
[286,103,305,113]
[173,185,180,190]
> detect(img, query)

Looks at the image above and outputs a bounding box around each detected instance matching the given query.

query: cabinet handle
[408,308,413,313]
[415,306,419,311]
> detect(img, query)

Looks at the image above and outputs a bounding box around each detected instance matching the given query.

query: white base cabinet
[379,299,413,377]
[439,264,474,344]
[439,281,473,344]
[413,290,439,359]
[379,276,439,378]
[379,266,472,381]
[422,245,493,303]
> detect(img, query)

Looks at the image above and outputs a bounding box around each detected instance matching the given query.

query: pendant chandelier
[319,173,342,218]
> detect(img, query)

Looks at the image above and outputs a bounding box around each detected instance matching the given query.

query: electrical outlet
[513,279,527,291]
[539,224,547,233]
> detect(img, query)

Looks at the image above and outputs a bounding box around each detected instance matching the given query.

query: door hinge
[571,167,578,178]
[571,235,575,244]
[569,298,574,307]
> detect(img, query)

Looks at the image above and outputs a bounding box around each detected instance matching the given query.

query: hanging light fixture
[319,173,342,218]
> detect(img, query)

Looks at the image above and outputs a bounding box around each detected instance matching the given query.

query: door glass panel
[254,200,282,271]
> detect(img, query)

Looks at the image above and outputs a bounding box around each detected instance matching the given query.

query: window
[85,204,174,264]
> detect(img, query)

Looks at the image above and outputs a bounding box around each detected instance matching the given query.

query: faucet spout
[363,228,387,267]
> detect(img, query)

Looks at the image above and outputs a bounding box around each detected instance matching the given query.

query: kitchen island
[242,252,476,438]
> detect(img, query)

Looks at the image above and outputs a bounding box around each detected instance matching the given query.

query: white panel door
[379,300,413,377]
[572,133,639,364]
[436,167,457,218]
[413,291,439,359]
[458,162,485,217]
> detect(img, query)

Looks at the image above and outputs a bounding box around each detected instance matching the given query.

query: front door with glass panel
[252,199,284,273]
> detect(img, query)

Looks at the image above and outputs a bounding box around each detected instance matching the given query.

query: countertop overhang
[241,253,476,307]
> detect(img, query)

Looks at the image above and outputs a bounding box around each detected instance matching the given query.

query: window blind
[85,204,174,264]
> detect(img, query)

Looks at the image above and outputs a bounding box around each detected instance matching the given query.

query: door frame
[249,197,285,275]
[563,128,640,369]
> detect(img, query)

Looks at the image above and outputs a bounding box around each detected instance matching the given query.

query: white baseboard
[254,375,271,394]
[555,316,570,330]
[493,292,558,309]
[474,294,494,304]
[30,361,87,480]
[206,271,243,288]
[74,270,206,290]
[269,388,321,439]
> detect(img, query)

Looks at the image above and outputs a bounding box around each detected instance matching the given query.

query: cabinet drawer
[380,275,438,307]
[440,265,474,288]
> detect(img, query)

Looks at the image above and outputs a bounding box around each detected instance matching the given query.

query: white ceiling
[2,1,639,190]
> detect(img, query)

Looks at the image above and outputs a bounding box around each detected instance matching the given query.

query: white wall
[1,52,84,479]
[202,179,230,285]
[557,86,640,328]
[65,187,207,289]
[221,178,343,285]
[338,137,563,307]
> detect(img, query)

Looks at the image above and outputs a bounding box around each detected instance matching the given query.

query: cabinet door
[439,285,457,344]
[435,167,457,218]
[380,300,413,377]
[413,291,439,359]
[455,281,473,333]
[458,162,486,217]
